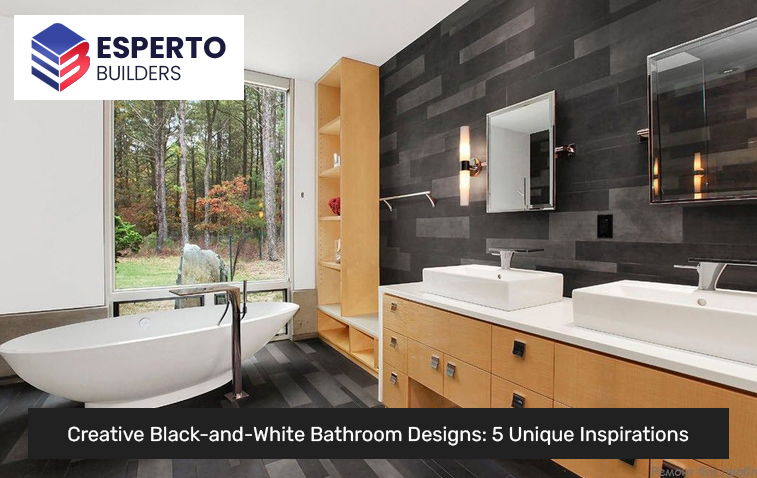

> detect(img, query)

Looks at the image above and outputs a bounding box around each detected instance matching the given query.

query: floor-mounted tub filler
[0,301,298,407]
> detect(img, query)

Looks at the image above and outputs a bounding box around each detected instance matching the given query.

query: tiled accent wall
[379,0,757,295]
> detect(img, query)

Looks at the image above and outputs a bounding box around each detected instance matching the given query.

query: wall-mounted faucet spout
[675,258,757,291]
[488,248,545,270]
[170,282,249,403]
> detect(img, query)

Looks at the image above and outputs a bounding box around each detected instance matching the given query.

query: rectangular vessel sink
[573,280,757,365]
[422,265,563,311]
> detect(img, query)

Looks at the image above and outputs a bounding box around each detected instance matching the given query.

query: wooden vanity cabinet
[554,344,757,477]
[381,294,757,478]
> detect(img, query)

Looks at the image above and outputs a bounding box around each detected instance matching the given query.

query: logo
[31,23,90,92]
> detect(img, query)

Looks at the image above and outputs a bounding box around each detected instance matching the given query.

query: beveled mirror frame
[486,90,556,213]
[647,17,757,204]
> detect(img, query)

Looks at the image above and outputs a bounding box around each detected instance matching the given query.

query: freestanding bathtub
[0,302,298,408]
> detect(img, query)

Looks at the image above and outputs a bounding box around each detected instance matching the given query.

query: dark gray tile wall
[379,0,757,296]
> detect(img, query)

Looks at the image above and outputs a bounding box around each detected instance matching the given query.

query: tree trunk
[178,100,189,248]
[261,89,278,262]
[204,100,219,248]
[242,87,249,199]
[216,127,222,185]
[254,89,263,200]
[153,100,169,253]
[191,145,197,223]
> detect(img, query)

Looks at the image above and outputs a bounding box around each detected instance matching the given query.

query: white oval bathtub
[0,302,298,408]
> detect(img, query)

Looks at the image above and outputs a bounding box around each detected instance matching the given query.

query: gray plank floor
[0,339,573,478]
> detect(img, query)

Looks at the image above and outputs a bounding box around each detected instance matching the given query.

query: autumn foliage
[195,176,264,234]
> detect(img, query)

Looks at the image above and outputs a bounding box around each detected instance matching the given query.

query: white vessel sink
[422,265,563,311]
[573,280,757,365]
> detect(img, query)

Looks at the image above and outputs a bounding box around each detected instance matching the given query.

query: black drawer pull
[445,363,456,378]
[430,355,440,370]
[390,302,398,311]
[661,461,686,477]
[511,393,525,408]
[619,459,636,467]
[390,372,398,385]
[389,337,397,348]
[512,340,526,357]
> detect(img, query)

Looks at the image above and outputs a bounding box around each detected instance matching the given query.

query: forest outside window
[113,82,288,290]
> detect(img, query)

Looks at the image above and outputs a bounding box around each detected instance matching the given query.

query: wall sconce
[693,152,705,200]
[459,126,482,206]
[652,157,660,197]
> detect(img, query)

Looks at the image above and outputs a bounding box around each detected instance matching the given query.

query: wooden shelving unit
[318,117,341,135]
[320,261,342,271]
[319,165,341,179]
[316,58,379,376]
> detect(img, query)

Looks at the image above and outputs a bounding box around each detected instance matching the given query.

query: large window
[112,80,289,292]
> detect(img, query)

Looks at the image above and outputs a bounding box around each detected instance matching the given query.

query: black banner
[29,408,728,459]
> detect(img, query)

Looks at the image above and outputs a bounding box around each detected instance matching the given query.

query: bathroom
[1,0,757,476]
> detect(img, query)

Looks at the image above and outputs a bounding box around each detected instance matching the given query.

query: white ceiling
[1,0,468,82]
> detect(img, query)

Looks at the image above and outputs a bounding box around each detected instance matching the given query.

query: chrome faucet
[170,281,249,403]
[675,258,757,291]
[488,248,544,270]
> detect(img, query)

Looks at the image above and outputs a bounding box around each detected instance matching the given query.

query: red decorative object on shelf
[328,197,341,216]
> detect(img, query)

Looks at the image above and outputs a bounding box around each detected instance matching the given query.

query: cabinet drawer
[439,311,491,372]
[555,459,649,478]
[650,460,732,478]
[555,344,757,477]
[407,340,444,395]
[382,329,407,373]
[491,376,552,409]
[382,365,408,408]
[443,357,490,408]
[383,295,411,336]
[492,325,554,397]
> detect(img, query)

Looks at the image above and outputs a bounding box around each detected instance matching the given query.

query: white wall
[0,15,105,315]
[292,80,316,291]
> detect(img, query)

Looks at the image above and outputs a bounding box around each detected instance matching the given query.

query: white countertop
[379,282,757,395]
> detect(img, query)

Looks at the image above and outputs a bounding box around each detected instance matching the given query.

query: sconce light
[652,157,660,197]
[459,126,483,207]
[693,152,705,200]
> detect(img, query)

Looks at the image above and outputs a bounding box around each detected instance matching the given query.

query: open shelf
[317,308,378,376]
[352,349,377,369]
[319,117,341,135]
[319,165,341,179]
[318,304,378,338]
[319,327,350,352]
[320,261,342,271]
[319,216,341,222]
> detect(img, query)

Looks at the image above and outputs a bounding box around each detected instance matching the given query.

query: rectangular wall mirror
[487,91,555,212]
[649,17,757,203]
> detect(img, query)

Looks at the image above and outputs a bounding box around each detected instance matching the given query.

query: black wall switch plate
[598,214,613,238]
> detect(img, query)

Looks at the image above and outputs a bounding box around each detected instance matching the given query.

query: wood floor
[0,339,573,478]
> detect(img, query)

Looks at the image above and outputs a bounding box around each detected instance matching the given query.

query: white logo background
[15,15,244,100]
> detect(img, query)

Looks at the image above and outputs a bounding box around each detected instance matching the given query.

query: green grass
[115,256,180,289]
[115,254,286,290]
